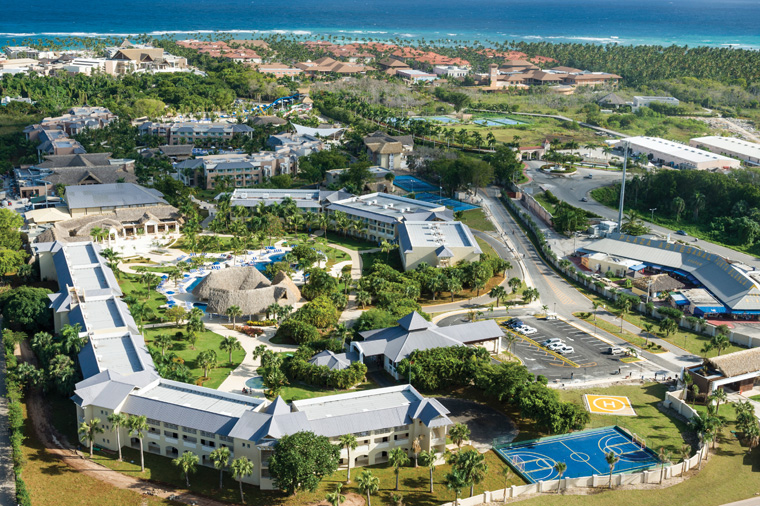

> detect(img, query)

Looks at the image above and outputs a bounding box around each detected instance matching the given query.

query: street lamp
[649,208,657,222]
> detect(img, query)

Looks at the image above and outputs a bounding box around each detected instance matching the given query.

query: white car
[518,326,538,335]
[547,342,565,351]
[556,345,575,355]
[542,338,562,347]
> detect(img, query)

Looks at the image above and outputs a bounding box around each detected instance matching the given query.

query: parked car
[556,345,575,355]
[542,338,562,347]
[676,230,688,236]
[580,197,589,202]
[547,342,565,351]
[517,326,537,335]
[507,319,524,329]
[584,174,593,179]
[608,346,626,355]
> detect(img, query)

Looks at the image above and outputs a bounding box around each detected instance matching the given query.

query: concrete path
[210,322,298,396]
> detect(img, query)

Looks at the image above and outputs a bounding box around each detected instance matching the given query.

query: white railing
[436,445,708,506]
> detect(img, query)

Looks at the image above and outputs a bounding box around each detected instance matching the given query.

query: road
[523,161,760,267]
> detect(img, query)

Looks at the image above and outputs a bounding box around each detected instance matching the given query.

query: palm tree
[326,483,346,506]
[173,451,199,488]
[226,305,243,330]
[357,469,380,506]
[618,298,632,331]
[418,450,438,493]
[231,456,255,504]
[210,446,231,490]
[78,418,104,458]
[643,323,655,345]
[450,422,470,451]
[380,240,394,261]
[679,444,691,476]
[672,196,686,222]
[127,415,149,472]
[456,450,488,497]
[339,434,358,482]
[692,191,706,221]
[554,461,567,493]
[444,468,467,506]
[503,333,517,355]
[197,349,218,378]
[154,333,173,357]
[107,413,128,461]
[501,466,512,502]
[220,336,243,365]
[682,371,692,400]
[658,447,671,484]
[605,451,620,488]
[709,388,728,415]
[489,285,507,306]
[389,447,410,491]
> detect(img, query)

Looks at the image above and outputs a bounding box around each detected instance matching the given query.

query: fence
[499,191,760,353]
[663,389,700,421]
[437,443,708,506]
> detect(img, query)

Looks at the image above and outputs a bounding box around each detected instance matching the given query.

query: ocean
[1,0,759,49]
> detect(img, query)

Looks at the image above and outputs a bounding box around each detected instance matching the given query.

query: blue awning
[730,310,760,315]
[630,264,647,271]
[694,306,727,315]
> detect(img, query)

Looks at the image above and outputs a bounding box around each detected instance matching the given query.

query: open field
[458,208,495,232]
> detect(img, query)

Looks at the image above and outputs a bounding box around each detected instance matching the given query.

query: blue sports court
[412,192,479,212]
[393,175,438,193]
[495,426,660,483]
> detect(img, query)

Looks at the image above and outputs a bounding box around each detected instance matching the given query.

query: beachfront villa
[34,239,453,489]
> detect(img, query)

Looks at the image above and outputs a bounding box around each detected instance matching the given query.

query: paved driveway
[437,397,518,451]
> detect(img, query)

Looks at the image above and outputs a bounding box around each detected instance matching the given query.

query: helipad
[584,394,636,416]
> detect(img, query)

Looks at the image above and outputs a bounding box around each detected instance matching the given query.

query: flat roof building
[618,136,741,170]
[65,183,167,215]
[632,96,679,111]
[690,136,760,166]
[397,221,481,270]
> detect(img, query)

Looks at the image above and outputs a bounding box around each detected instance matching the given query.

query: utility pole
[617,140,629,233]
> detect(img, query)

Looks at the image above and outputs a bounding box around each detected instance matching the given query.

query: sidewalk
[0,333,16,506]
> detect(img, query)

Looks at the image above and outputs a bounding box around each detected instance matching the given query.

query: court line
[560,440,602,475]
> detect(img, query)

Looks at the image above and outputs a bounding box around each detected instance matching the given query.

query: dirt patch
[308,492,365,506]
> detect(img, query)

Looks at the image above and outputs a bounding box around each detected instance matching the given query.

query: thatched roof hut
[707,347,760,378]
[192,266,301,316]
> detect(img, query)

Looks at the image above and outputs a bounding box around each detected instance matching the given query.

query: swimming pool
[185,276,205,292]
[193,302,208,312]
[253,252,287,271]
[245,377,264,389]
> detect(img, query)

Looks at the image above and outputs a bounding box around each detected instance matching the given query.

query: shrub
[240,326,264,337]
[292,296,339,329]
[276,319,320,345]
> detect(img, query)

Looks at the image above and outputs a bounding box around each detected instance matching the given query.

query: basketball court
[495,426,659,483]
[584,394,637,416]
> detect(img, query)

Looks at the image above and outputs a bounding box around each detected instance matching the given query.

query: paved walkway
[210,322,298,396]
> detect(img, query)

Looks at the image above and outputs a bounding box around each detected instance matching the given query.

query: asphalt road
[523,161,760,267]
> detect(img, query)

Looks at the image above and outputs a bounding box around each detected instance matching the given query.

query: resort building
[396,221,482,270]
[363,131,414,170]
[294,57,368,76]
[32,183,183,243]
[485,64,620,90]
[632,96,679,111]
[12,153,137,198]
[254,63,303,78]
[352,312,503,380]
[228,188,352,211]
[617,136,741,170]
[396,69,437,83]
[686,347,760,397]
[192,268,301,319]
[433,65,470,78]
[138,121,255,146]
[24,106,117,139]
[326,193,447,242]
[580,233,760,316]
[35,239,452,489]
[307,350,356,371]
[689,136,760,166]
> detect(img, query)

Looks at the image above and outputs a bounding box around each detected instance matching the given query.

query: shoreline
[1,29,759,51]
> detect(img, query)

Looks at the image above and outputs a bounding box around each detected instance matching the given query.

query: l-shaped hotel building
[33,240,453,489]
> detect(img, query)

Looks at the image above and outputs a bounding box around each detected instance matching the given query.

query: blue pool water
[185,277,205,292]
[245,377,265,389]
[253,252,287,271]
[193,302,208,312]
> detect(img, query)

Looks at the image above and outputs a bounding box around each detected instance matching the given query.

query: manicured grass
[279,380,379,402]
[574,312,663,352]
[533,192,557,216]
[476,236,498,259]
[20,403,172,506]
[517,418,759,506]
[558,383,688,453]
[117,272,168,322]
[749,394,760,403]
[143,326,246,388]
[318,234,379,251]
[457,208,495,232]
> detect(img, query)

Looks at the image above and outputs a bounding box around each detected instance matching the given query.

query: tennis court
[495,426,660,483]
[413,192,480,212]
[393,175,438,193]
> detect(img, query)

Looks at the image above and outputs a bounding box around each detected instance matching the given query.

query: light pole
[649,208,657,222]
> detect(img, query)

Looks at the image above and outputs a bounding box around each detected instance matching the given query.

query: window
[183,435,197,444]
[182,427,197,434]
[164,423,179,430]
[200,431,216,438]
[219,436,233,443]
[164,431,178,439]
[147,418,160,426]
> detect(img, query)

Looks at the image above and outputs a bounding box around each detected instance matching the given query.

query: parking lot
[505,317,650,383]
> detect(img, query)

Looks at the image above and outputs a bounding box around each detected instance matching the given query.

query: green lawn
[575,312,664,352]
[318,234,378,251]
[476,236,498,259]
[117,272,169,323]
[533,192,557,216]
[279,380,379,402]
[143,326,246,388]
[457,208,495,232]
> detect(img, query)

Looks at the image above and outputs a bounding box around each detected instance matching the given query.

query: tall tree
[210,446,231,490]
[127,415,149,472]
[418,450,438,493]
[107,412,128,461]
[173,451,199,487]
[389,447,410,491]
[78,418,104,458]
[339,434,358,482]
[357,469,379,506]
[231,456,255,504]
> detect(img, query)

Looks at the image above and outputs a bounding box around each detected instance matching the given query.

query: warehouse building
[690,136,760,166]
[617,136,741,170]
